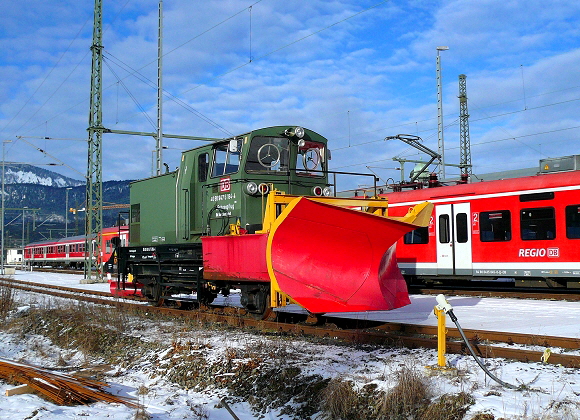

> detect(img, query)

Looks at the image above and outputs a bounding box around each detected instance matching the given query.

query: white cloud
[0,0,579,184]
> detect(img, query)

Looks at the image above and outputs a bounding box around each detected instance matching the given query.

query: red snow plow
[203,191,432,314]
[262,193,432,313]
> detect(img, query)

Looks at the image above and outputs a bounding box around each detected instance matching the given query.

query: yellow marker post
[434,306,447,367]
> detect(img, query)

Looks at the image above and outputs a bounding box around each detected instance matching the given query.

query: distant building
[6,249,23,264]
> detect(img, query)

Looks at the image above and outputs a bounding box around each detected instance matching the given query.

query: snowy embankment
[0,272,579,419]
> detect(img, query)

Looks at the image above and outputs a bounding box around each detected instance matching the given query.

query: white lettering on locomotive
[210,192,236,202]
[518,248,560,258]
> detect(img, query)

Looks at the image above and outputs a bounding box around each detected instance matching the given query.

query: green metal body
[129,126,330,247]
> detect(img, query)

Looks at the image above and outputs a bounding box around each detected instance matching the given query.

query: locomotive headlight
[322,186,332,197]
[245,182,258,196]
[294,126,305,139]
[312,186,323,196]
[284,126,305,139]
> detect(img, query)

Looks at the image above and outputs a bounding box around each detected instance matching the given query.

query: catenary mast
[458,74,472,176]
[85,0,104,282]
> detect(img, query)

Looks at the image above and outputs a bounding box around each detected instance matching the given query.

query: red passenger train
[23,227,129,269]
[384,161,580,288]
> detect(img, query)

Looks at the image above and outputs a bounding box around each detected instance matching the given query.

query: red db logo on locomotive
[219,176,231,193]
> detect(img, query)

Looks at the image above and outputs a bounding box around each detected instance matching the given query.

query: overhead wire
[0,18,91,138]
[104,59,157,130]
[179,0,393,96]
[13,1,268,139]
[331,92,580,171]
[103,52,232,136]
[99,0,391,134]
[92,0,267,136]
[5,0,580,180]
[3,0,133,140]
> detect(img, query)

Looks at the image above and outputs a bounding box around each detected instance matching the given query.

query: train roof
[384,168,580,205]
[24,226,125,248]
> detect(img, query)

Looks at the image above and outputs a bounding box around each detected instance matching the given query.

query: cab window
[245,136,290,173]
[198,153,209,182]
[297,141,325,176]
[212,140,241,177]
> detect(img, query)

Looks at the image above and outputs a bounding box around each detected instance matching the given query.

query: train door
[177,151,210,241]
[436,203,473,275]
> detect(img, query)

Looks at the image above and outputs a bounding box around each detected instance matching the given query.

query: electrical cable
[451,312,518,389]
[0,18,91,138]
[104,59,157,130]
[2,0,133,139]
[179,0,393,95]
[436,295,518,389]
[103,52,233,136]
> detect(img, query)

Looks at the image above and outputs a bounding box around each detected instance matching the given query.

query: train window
[404,226,429,244]
[456,213,469,243]
[566,205,580,239]
[131,204,140,224]
[480,210,512,242]
[297,141,325,176]
[521,207,556,240]
[246,136,290,173]
[198,153,209,182]
[520,192,555,202]
[439,214,450,243]
[212,141,241,177]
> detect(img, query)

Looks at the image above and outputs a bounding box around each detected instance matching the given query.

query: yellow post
[434,306,446,367]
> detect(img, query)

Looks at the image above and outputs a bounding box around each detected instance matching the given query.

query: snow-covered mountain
[1,164,131,246]
[3,163,84,187]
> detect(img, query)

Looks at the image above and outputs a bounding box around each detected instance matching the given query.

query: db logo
[219,177,231,193]
[547,248,560,258]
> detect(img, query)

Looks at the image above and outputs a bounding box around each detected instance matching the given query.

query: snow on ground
[0,270,579,419]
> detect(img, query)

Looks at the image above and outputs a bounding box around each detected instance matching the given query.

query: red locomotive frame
[23,226,128,269]
[384,169,580,288]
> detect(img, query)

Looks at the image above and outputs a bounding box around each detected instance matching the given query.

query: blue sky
[1,0,580,189]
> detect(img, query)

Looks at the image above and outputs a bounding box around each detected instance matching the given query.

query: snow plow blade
[266,197,432,313]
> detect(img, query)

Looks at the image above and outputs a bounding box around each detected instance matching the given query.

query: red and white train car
[23,226,129,269]
[384,166,580,288]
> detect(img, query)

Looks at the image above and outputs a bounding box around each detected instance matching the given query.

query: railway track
[24,268,580,301]
[2,277,580,369]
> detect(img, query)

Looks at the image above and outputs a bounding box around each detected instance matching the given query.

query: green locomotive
[111,125,432,316]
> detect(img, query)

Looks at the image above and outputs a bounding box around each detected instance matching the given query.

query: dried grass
[0,282,15,320]
[319,378,360,419]
[375,365,433,419]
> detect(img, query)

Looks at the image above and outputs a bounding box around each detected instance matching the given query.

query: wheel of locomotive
[143,279,164,307]
[197,287,217,307]
[196,279,217,307]
[240,285,276,320]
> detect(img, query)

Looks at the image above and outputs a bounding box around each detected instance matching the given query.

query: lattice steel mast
[436,46,449,179]
[85,0,104,282]
[458,74,472,176]
[155,0,164,176]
